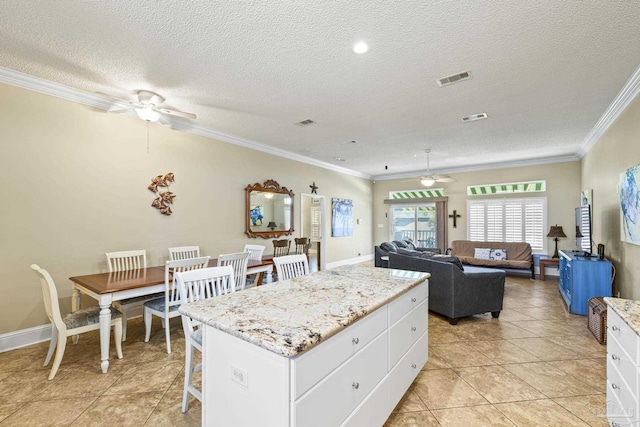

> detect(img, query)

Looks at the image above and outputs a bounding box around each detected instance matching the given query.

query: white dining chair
[176,266,235,413]
[31,264,123,380]
[273,254,310,281]
[243,244,265,286]
[143,256,211,354]
[218,251,250,291]
[106,249,157,341]
[169,246,201,260]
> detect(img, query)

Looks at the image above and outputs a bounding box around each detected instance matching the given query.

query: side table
[539,257,559,280]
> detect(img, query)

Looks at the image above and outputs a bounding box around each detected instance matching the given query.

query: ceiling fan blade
[159,108,197,120]
[107,107,134,114]
[137,90,165,107]
[157,114,172,126]
[436,177,456,183]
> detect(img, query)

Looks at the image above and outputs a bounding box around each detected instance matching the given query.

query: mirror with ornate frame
[246,179,295,238]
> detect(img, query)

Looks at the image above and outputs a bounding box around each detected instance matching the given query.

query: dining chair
[31,264,123,380]
[272,239,291,257]
[176,266,235,413]
[294,237,311,256]
[272,254,310,281]
[106,249,158,341]
[143,256,211,354]
[169,246,201,260]
[217,251,250,291]
[243,244,266,261]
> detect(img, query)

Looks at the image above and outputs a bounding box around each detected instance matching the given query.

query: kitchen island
[180,264,429,427]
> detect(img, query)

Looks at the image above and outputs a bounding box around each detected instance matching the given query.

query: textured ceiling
[1,1,639,179]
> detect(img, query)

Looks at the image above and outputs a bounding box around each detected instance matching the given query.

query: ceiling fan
[415,149,455,187]
[102,90,197,124]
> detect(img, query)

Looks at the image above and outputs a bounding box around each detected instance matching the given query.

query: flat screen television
[575,205,592,254]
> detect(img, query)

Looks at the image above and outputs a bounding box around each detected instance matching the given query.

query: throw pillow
[490,249,507,260]
[392,240,409,249]
[474,248,491,259]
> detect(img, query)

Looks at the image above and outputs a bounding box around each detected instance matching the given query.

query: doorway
[300,193,326,271]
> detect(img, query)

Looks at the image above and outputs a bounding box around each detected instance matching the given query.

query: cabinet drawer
[388,282,428,325]
[608,308,640,366]
[292,305,387,399]
[607,357,639,421]
[388,331,428,411]
[389,299,428,368]
[608,332,638,397]
[293,330,388,427]
[340,375,390,427]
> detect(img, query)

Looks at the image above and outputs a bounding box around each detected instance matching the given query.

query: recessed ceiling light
[353,42,369,54]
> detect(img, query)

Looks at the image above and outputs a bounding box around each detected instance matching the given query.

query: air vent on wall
[436,70,472,87]
[295,119,315,126]
[461,113,488,122]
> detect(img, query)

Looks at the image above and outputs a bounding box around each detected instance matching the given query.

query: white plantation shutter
[467,197,547,252]
[310,204,321,240]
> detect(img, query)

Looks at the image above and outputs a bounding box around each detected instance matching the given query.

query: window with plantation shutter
[467,197,547,252]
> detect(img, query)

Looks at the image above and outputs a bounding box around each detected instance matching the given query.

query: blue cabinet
[558,250,612,315]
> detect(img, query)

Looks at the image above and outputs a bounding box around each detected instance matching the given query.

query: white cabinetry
[202,281,428,427]
[607,306,640,427]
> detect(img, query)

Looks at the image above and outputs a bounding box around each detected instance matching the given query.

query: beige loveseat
[450,240,534,278]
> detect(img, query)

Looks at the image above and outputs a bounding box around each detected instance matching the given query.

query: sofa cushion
[419,251,437,259]
[397,247,422,257]
[452,240,531,262]
[392,240,409,249]
[432,255,464,271]
[380,242,398,253]
[403,239,417,250]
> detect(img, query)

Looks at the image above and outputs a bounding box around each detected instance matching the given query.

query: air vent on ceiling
[461,113,488,122]
[295,119,315,126]
[436,70,472,87]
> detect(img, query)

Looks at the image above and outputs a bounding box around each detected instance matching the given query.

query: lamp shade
[267,221,278,230]
[547,225,566,238]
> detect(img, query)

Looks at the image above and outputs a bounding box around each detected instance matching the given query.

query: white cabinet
[201,280,429,427]
[607,306,640,427]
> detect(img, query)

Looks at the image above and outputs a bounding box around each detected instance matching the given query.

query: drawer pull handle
[411,364,417,369]
[411,297,417,303]
[611,325,620,332]
[352,337,360,345]
[611,354,619,361]
[352,382,360,390]
[411,326,417,332]
[612,383,620,390]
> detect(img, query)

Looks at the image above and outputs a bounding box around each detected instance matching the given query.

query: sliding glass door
[390,203,437,248]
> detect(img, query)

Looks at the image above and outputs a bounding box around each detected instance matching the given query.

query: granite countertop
[179,264,429,358]
[605,297,640,336]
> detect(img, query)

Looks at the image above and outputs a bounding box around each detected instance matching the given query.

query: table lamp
[547,225,566,258]
[267,221,278,230]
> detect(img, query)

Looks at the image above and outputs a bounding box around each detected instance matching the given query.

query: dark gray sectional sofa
[388,252,506,325]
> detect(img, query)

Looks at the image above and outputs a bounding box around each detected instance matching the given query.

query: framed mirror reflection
[246,179,295,238]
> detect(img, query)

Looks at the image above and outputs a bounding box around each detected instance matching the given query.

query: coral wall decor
[148,173,175,215]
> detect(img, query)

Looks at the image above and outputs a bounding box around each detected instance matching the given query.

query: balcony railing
[393,230,436,248]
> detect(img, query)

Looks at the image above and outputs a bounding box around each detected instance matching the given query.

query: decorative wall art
[148,173,175,216]
[619,164,640,245]
[331,198,353,237]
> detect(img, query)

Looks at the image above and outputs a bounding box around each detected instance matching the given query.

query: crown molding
[578,64,640,158]
[0,66,371,180]
[373,154,580,181]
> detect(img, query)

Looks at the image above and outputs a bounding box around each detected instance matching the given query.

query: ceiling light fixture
[135,104,161,122]
[353,42,369,54]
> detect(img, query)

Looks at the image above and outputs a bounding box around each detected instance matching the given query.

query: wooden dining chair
[272,239,291,257]
[176,266,235,413]
[168,246,200,260]
[31,264,123,380]
[143,256,210,354]
[272,254,310,281]
[294,237,311,256]
[106,249,159,341]
[218,252,250,291]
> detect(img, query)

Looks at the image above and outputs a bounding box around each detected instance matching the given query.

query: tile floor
[0,274,607,426]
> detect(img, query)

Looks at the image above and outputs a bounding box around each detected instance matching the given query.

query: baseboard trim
[0,324,51,353]
[326,254,374,269]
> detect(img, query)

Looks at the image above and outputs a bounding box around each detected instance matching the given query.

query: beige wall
[581,95,640,300]
[0,83,373,334]
[373,162,582,255]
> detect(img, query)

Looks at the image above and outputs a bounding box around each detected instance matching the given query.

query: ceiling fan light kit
[136,104,161,122]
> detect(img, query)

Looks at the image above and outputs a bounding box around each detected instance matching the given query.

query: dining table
[69,256,274,373]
